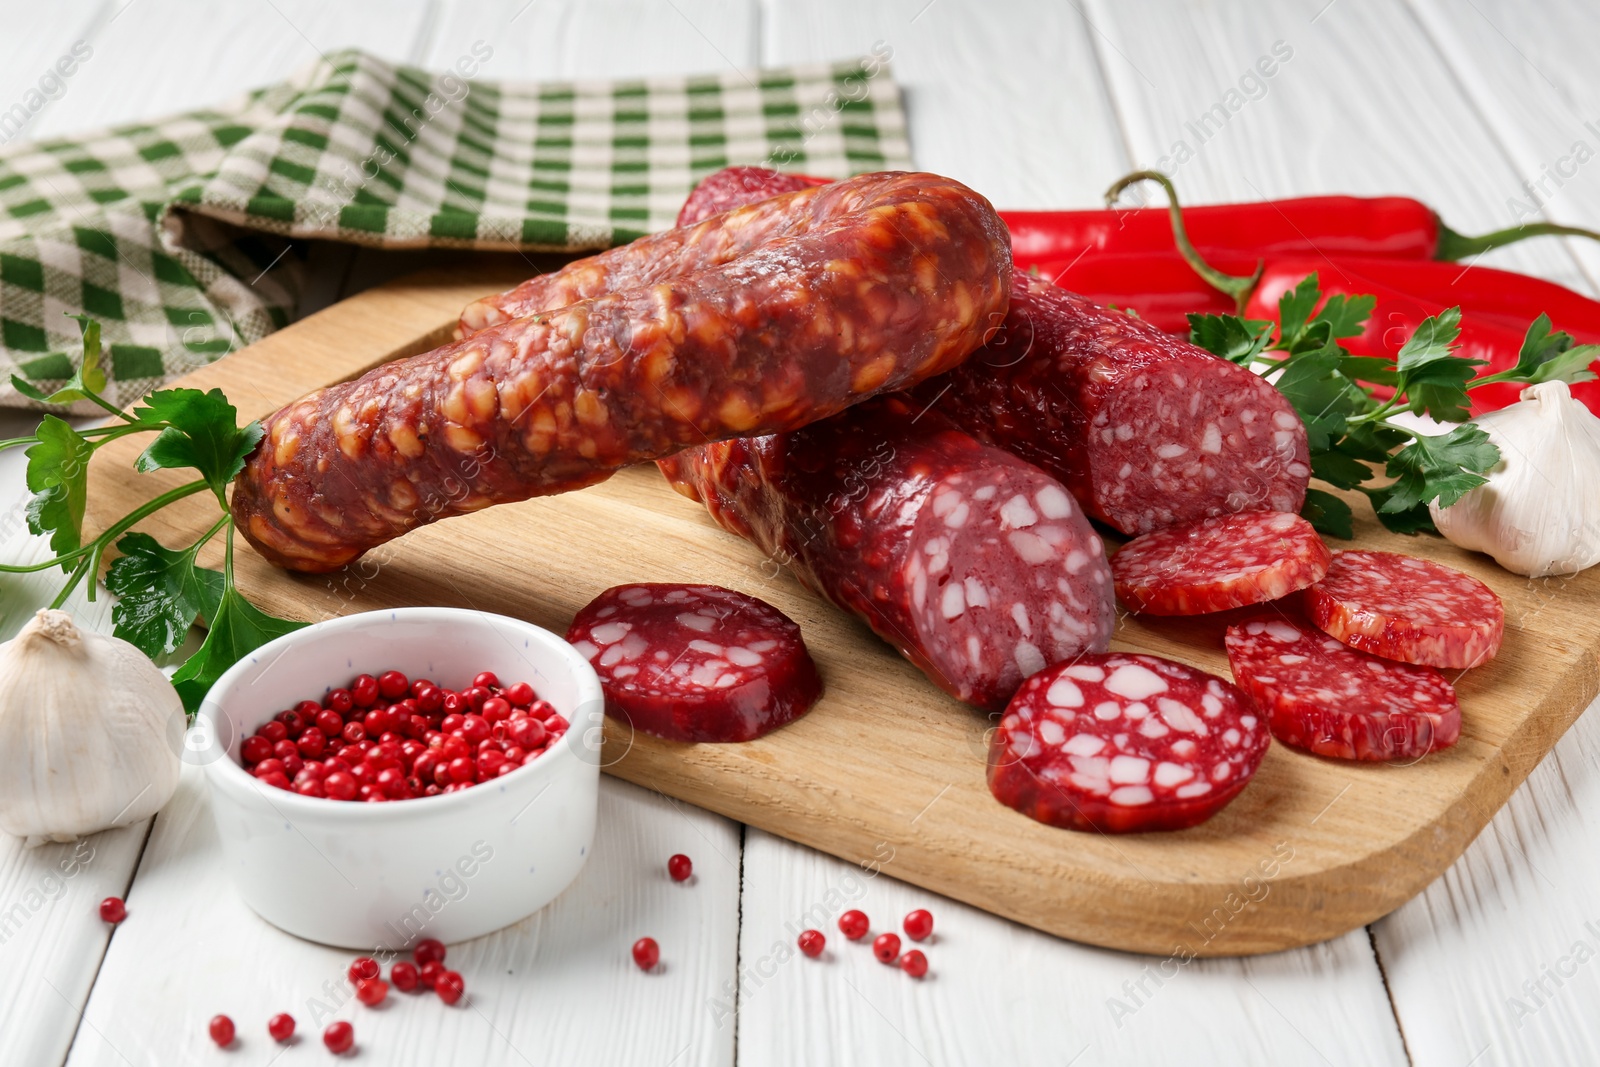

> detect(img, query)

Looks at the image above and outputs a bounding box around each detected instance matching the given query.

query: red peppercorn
[296,727,327,758]
[903,909,933,942]
[340,721,365,745]
[473,671,500,690]
[355,978,388,1006]
[415,686,444,713]
[441,690,465,714]
[98,896,126,923]
[418,960,445,990]
[315,708,344,736]
[414,938,446,966]
[873,932,901,964]
[504,681,535,706]
[348,956,380,983]
[632,937,660,971]
[459,714,490,744]
[257,720,288,744]
[323,1020,354,1054]
[280,710,308,737]
[838,910,869,941]
[268,1012,295,1042]
[364,707,392,736]
[259,771,292,791]
[252,757,287,779]
[390,960,420,993]
[295,778,326,798]
[351,674,380,707]
[798,930,825,958]
[481,696,512,722]
[667,854,692,882]
[899,949,929,978]
[447,757,476,784]
[324,772,358,801]
[462,686,490,712]
[208,1014,235,1047]
[509,717,547,749]
[278,752,304,779]
[544,713,570,734]
[377,670,409,700]
[326,687,354,714]
[241,735,272,765]
[435,970,465,1005]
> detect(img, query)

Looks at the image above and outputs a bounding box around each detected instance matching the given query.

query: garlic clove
[0,609,184,846]
[1431,381,1600,578]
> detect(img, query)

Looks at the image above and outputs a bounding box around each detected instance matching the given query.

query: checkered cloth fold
[0,49,910,409]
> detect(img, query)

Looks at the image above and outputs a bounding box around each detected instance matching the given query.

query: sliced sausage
[986,653,1269,833]
[233,171,1011,573]
[1111,511,1331,615]
[1225,615,1462,761]
[567,583,821,743]
[658,395,1114,711]
[1305,550,1504,669]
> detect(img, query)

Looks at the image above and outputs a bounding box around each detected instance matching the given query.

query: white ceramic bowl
[196,607,603,950]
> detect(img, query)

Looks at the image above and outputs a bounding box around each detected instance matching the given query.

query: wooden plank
[64,769,741,1066]
[30,0,432,140]
[79,269,1600,956]
[734,828,1407,1065]
[760,0,1130,208]
[1407,0,1600,294]
[1078,0,1595,298]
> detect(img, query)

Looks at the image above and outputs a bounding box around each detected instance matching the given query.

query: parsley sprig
[3,315,303,713]
[1188,275,1600,538]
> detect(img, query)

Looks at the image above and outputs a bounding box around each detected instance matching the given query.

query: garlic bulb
[0,609,183,846]
[1430,380,1600,577]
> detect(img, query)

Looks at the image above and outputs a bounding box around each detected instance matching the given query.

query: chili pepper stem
[1104,170,1263,313]
[1435,219,1600,261]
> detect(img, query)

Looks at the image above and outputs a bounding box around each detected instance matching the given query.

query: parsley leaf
[1188,313,1274,364]
[1481,314,1600,387]
[105,532,225,658]
[9,315,108,407]
[1361,485,1439,536]
[1311,293,1377,340]
[171,581,307,714]
[1393,308,1485,422]
[1276,273,1322,347]
[23,415,95,563]
[1301,488,1354,540]
[129,389,264,499]
[1378,423,1501,515]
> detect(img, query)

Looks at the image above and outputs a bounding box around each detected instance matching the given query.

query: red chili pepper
[1006,169,1600,271]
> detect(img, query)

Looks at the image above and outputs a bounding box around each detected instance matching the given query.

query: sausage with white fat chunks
[658,395,1114,711]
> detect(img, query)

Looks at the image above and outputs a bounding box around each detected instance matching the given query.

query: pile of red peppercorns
[238,670,569,801]
[204,938,465,1055]
[794,907,932,978]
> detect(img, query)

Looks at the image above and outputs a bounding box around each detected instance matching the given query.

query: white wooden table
[3,1,1599,1064]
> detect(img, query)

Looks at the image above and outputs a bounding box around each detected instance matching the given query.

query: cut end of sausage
[987,653,1269,833]
[567,583,821,744]
[904,469,1114,711]
[1305,550,1505,669]
[1111,511,1331,615]
[1225,615,1461,762]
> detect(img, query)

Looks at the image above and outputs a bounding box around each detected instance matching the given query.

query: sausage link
[233,172,1012,573]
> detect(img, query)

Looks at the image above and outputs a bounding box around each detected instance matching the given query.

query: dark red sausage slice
[677,167,829,227]
[567,584,821,743]
[1305,550,1504,669]
[659,396,1114,711]
[986,653,1269,833]
[1225,615,1461,761]
[1111,511,1331,615]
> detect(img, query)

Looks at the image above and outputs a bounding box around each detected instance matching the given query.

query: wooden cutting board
[84,264,1600,957]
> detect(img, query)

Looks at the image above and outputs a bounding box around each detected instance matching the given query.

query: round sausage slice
[986,653,1269,833]
[567,584,822,743]
[1225,615,1461,761]
[1111,511,1331,615]
[1305,550,1504,668]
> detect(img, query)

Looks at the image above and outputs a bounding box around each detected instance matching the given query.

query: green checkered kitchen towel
[0,47,909,410]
